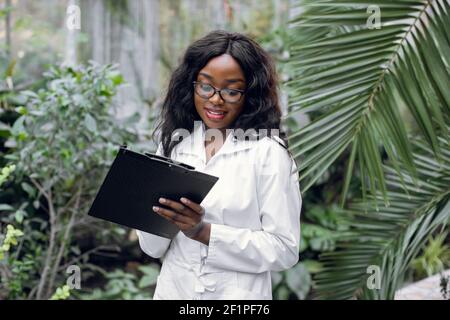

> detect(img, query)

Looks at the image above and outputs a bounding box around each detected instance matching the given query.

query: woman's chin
[202,118,227,130]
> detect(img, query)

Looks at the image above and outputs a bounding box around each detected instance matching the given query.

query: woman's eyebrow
[198,72,245,83]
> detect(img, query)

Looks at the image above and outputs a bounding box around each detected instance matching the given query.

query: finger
[180,198,205,216]
[153,206,195,231]
[153,206,191,224]
[158,197,195,217]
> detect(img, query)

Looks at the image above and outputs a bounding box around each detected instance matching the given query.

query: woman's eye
[226,90,239,96]
[200,84,213,91]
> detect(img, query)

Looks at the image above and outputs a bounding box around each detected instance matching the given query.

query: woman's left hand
[153,197,206,239]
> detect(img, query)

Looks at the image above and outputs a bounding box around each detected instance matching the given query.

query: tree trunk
[5,0,12,59]
[81,0,160,134]
[64,0,79,67]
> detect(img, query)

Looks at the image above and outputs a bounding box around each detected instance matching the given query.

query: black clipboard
[87,145,219,239]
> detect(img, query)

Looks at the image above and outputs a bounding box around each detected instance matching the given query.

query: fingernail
[159,198,166,204]
[180,197,187,204]
[153,206,159,212]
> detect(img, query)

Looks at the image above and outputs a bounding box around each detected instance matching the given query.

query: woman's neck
[204,125,228,142]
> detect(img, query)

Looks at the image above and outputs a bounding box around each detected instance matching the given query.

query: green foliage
[77,264,160,300]
[0,1,65,92]
[0,4,13,19]
[411,232,450,279]
[288,0,450,300]
[258,27,292,78]
[137,265,160,289]
[272,265,306,300]
[9,61,133,179]
[288,0,449,204]
[273,259,326,300]
[0,224,23,260]
[300,205,348,253]
[0,164,15,188]
[50,285,71,300]
[0,224,29,299]
[5,254,35,299]
[314,133,450,300]
[0,62,138,300]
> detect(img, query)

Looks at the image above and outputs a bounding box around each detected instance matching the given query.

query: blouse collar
[173,121,256,160]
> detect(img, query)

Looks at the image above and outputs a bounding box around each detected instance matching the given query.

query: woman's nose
[209,91,224,105]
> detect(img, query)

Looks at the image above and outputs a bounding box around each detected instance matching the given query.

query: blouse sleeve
[136,142,172,259]
[201,139,302,273]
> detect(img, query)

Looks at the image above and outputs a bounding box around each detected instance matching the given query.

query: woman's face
[194,54,246,131]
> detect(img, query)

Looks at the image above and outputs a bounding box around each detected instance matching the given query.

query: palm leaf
[287,0,450,203]
[313,131,450,299]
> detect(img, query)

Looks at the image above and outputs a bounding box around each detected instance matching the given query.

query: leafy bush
[75,264,160,300]
[0,62,138,299]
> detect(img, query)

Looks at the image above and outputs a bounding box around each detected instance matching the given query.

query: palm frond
[313,131,450,299]
[287,0,450,203]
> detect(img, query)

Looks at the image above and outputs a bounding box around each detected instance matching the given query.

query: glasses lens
[194,82,243,103]
[195,83,214,98]
[221,89,242,103]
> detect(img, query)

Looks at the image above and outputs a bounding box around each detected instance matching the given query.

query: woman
[136,30,302,300]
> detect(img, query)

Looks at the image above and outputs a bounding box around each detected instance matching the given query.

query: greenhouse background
[0,0,449,300]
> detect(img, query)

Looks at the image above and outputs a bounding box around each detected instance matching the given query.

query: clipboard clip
[119,145,195,170]
[144,152,196,171]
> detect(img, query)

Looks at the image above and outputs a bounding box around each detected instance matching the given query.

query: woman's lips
[205,108,227,120]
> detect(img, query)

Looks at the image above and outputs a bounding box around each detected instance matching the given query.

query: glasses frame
[193,81,245,104]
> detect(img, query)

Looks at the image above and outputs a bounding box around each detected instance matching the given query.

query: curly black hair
[153,30,288,158]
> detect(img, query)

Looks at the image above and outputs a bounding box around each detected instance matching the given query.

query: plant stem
[46,182,83,297]
[35,185,57,300]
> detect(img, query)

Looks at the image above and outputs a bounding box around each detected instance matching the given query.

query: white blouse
[136,121,302,300]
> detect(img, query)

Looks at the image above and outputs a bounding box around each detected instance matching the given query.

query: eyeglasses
[193,81,245,104]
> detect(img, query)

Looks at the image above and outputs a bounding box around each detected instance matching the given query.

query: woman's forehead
[198,54,245,83]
